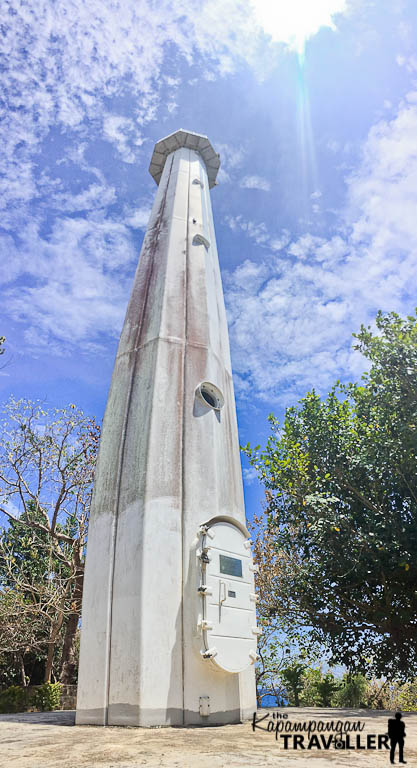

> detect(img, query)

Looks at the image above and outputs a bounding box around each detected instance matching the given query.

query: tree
[299,666,323,706]
[0,502,74,685]
[249,510,322,705]
[335,673,368,708]
[0,589,50,686]
[255,626,288,707]
[0,398,99,682]
[279,660,307,706]
[314,673,341,707]
[244,310,417,680]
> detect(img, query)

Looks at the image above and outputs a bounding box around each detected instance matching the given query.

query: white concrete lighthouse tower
[76,130,258,727]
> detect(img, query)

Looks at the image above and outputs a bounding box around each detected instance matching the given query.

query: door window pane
[219,554,242,578]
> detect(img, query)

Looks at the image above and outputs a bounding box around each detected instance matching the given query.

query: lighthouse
[76,130,258,727]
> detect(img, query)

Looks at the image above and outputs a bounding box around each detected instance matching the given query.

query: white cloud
[226,215,269,246]
[242,466,259,484]
[51,184,117,213]
[225,215,290,251]
[327,139,340,153]
[240,175,271,191]
[0,0,268,219]
[397,21,413,47]
[269,231,291,251]
[396,53,417,72]
[2,216,138,352]
[216,142,246,183]
[103,115,144,164]
[288,233,326,259]
[224,259,269,294]
[1,0,413,381]
[225,93,417,403]
[124,206,152,230]
[0,0,272,358]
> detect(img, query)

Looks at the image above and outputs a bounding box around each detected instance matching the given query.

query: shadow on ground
[0,707,412,728]
[0,710,75,726]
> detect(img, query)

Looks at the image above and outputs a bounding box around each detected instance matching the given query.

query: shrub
[314,673,341,706]
[31,682,62,712]
[335,674,368,708]
[0,685,28,713]
[299,667,323,706]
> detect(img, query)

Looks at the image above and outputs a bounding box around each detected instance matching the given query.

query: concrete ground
[0,707,415,768]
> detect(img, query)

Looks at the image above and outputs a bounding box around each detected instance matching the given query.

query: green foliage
[393,680,417,711]
[359,677,417,711]
[298,667,342,707]
[245,311,417,680]
[299,666,323,706]
[335,674,368,708]
[31,682,62,711]
[279,660,307,706]
[255,626,287,706]
[0,398,99,685]
[0,500,71,589]
[314,672,341,706]
[0,685,28,713]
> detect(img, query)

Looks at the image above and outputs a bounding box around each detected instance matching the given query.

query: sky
[1,0,417,520]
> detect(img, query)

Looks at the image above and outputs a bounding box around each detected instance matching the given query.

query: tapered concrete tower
[76,130,258,727]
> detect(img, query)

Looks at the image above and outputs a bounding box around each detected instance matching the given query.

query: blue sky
[1,0,417,520]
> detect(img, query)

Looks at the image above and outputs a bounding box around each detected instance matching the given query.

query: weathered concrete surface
[76,131,256,727]
[1,708,416,768]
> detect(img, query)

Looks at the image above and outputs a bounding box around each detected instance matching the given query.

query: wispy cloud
[2,216,137,352]
[225,93,417,404]
[0,0,280,361]
[51,184,117,213]
[396,53,417,72]
[124,205,152,230]
[2,0,415,387]
[216,142,246,183]
[240,175,271,191]
[0,0,272,223]
[103,115,144,164]
[1,1,269,356]
[226,215,290,251]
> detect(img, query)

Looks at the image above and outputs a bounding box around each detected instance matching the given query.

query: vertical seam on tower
[104,153,174,725]
[180,149,191,724]
[209,190,223,514]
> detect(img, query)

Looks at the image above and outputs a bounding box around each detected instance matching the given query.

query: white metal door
[197,519,260,673]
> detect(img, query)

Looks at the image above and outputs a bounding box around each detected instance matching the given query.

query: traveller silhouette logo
[388,712,406,764]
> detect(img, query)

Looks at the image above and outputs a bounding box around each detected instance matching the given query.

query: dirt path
[0,707,415,768]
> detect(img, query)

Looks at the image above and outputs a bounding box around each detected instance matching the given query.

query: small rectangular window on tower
[219,554,242,578]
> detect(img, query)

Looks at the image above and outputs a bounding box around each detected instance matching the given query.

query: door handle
[219,580,227,604]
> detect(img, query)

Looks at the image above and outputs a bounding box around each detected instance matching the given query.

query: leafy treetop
[244,310,417,680]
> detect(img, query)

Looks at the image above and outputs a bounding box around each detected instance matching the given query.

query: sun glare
[250,0,347,55]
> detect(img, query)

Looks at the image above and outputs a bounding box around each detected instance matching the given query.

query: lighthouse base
[76,704,254,728]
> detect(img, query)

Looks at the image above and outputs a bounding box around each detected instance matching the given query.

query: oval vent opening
[196,382,224,411]
[192,233,210,249]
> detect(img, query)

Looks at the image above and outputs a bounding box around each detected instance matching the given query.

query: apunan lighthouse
[76,130,258,727]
